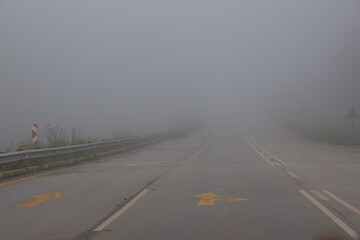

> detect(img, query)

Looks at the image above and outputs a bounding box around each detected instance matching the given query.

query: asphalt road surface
[0,128,359,240]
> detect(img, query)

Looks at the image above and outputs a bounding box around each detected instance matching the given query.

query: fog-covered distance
[1,0,360,148]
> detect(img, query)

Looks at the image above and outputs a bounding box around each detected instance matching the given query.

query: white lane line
[268,153,288,166]
[287,171,298,178]
[311,190,329,200]
[94,189,150,232]
[299,190,359,240]
[244,132,288,166]
[243,134,274,166]
[275,162,282,166]
[323,190,360,216]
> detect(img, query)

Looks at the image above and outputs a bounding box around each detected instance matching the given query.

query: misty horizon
[1,0,360,149]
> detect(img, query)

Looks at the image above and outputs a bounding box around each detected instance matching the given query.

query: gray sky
[1,0,360,148]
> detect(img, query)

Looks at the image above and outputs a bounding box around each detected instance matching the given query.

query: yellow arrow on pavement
[216,197,248,202]
[195,192,221,198]
[17,192,62,207]
[195,192,222,206]
[195,192,247,206]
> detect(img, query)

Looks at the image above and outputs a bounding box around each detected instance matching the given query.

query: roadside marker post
[32,124,38,144]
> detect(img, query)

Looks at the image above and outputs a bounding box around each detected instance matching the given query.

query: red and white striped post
[32,124,38,144]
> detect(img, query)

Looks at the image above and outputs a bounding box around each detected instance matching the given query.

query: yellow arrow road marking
[198,196,218,206]
[225,197,247,202]
[215,197,247,202]
[195,192,221,198]
[195,192,222,205]
[17,192,61,207]
[195,193,247,206]
[320,162,333,166]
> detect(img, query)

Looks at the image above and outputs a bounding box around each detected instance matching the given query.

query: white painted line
[94,189,150,232]
[287,171,298,178]
[311,190,329,200]
[275,162,282,166]
[245,132,288,166]
[254,144,287,166]
[299,190,359,240]
[323,190,360,216]
[243,134,274,166]
[269,154,288,166]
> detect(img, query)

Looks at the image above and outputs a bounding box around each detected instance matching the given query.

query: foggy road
[2,1,360,239]
[0,129,359,240]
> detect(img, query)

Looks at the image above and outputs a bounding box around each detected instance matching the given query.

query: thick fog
[1,0,360,148]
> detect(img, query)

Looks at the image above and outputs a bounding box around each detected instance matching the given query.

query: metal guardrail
[0,132,168,164]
